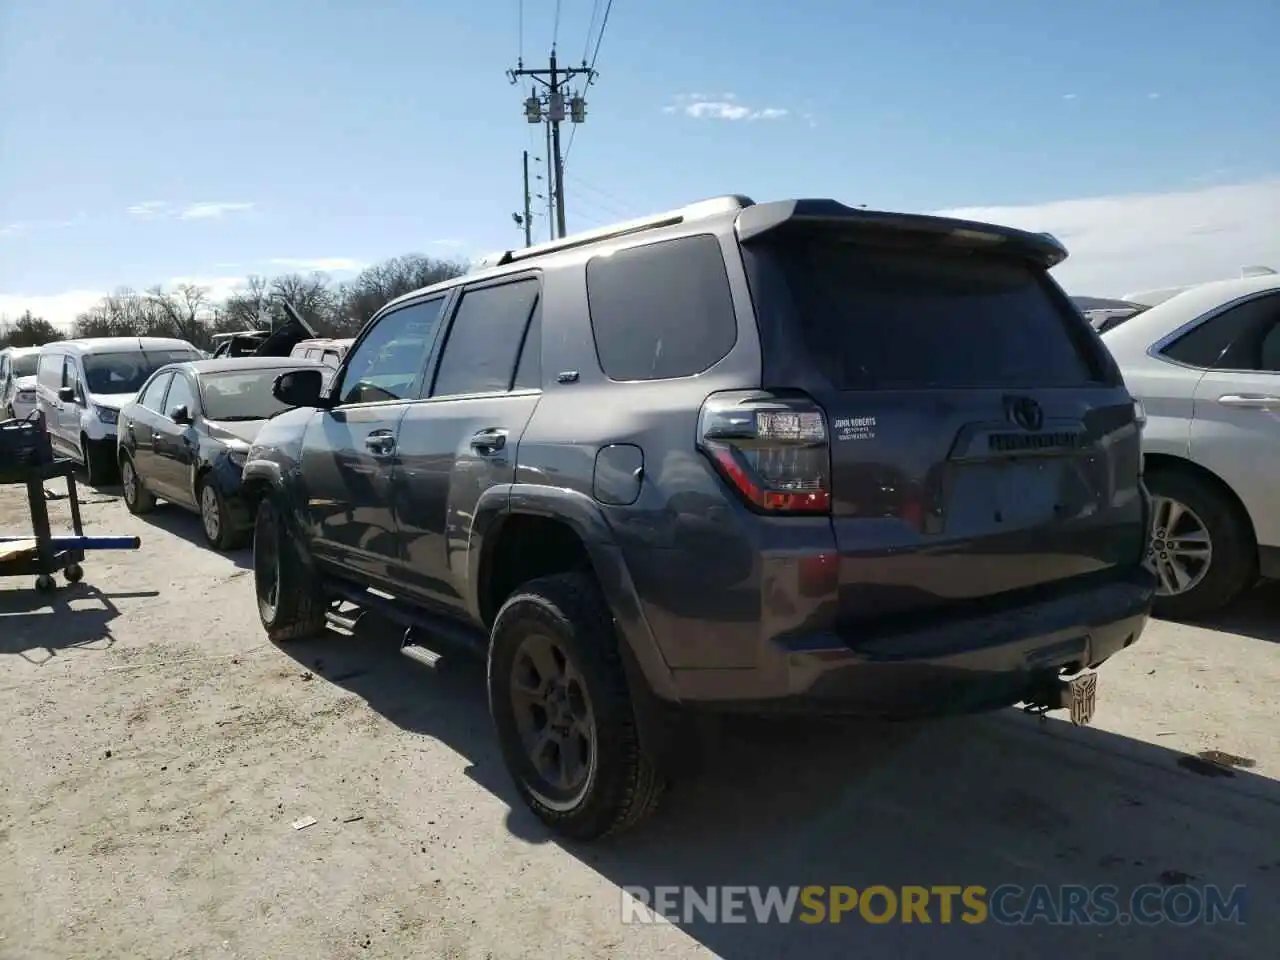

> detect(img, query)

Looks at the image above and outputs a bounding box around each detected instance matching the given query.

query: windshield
[82,350,200,394]
[200,368,296,421]
[11,354,38,377]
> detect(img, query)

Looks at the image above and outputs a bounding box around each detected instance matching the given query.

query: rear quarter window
[767,240,1099,390]
[586,233,738,382]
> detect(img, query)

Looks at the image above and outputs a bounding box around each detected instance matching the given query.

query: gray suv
[242,195,1155,840]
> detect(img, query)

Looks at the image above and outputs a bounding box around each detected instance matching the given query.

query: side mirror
[169,404,192,425]
[58,386,76,403]
[273,368,326,408]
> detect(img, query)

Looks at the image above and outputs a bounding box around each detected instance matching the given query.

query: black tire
[82,435,110,487]
[252,496,326,642]
[34,574,55,592]
[119,454,156,515]
[1146,468,1256,620]
[487,571,666,841]
[64,563,84,584]
[198,477,249,551]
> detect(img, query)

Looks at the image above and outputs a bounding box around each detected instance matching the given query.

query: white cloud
[665,93,789,121]
[934,178,1280,296]
[1063,93,1078,100]
[164,275,246,303]
[268,257,365,273]
[1148,92,1161,100]
[179,201,255,220]
[126,201,172,219]
[1,222,27,238]
[427,239,469,249]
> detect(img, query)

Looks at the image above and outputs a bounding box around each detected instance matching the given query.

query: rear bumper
[667,568,1155,717]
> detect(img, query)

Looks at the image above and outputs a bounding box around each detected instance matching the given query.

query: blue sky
[2,0,1278,325]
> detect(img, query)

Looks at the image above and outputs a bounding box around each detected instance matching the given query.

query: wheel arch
[1143,452,1258,552]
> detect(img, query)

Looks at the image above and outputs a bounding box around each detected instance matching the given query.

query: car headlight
[95,406,118,425]
[15,389,35,402]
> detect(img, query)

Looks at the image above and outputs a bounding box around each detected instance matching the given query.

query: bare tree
[270,272,337,334]
[335,254,466,333]
[144,283,212,345]
[217,275,273,333]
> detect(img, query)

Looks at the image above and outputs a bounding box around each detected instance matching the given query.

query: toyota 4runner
[241,195,1155,840]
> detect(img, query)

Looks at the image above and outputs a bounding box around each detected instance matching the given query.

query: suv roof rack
[469,194,755,273]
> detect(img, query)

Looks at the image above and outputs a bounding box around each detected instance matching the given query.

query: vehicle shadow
[132,504,253,570]
[276,617,1278,960]
[0,583,159,663]
[1176,581,1280,645]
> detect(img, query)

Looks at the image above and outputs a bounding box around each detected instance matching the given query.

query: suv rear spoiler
[734,200,1069,268]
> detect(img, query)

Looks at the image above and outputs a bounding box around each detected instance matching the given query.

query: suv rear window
[768,240,1097,390]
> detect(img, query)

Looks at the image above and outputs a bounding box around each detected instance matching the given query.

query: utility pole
[520,150,532,247]
[509,49,594,242]
[512,150,534,247]
[544,118,555,238]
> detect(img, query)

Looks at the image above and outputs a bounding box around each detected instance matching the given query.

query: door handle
[364,431,396,457]
[469,429,508,455]
[1216,394,1280,409]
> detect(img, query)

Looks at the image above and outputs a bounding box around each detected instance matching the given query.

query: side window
[586,234,737,381]
[431,278,540,398]
[164,374,196,416]
[63,358,81,394]
[138,373,173,412]
[340,298,445,405]
[37,354,60,389]
[1161,295,1280,369]
[0,356,8,381]
[1259,324,1280,372]
[322,350,341,367]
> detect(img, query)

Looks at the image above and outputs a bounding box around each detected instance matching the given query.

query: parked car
[35,337,203,484]
[1102,272,1280,618]
[0,346,41,419]
[242,195,1153,840]
[1072,296,1148,334]
[117,356,325,550]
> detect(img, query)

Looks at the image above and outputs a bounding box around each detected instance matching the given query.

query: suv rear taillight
[697,391,831,514]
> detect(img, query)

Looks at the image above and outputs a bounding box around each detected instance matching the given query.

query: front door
[124,371,174,491]
[395,275,542,615]
[300,295,450,588]
[150,371,200,506]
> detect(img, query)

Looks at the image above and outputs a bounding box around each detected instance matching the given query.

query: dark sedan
[117,356,324,550]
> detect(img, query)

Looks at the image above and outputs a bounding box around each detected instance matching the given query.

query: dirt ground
[1,477,1277,960]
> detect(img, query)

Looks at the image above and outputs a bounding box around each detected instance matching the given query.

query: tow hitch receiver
[1024,672,1098,727]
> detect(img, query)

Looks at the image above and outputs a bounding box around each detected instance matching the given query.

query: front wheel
[199,479,248,551]
[487,572,666,841]
[252,497,326,642]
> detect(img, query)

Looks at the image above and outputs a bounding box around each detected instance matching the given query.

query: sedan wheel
[120,457,155,514]
[1148,495,1213,597]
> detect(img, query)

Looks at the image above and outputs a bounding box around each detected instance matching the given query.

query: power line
[552,0,562,51]
[561,0,615,171]
[581,0,601,64]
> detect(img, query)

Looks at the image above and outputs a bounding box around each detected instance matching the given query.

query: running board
[323,579,488,667]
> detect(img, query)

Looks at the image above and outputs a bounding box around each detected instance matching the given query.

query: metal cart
[0,412,139,591]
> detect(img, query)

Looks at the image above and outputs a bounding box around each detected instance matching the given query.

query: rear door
[393,274,542,615]
[123,371,175,488]
[1184,291,1280,549]
[744,228,1144,623]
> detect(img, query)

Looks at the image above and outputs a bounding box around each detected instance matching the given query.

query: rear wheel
[1146,468,1255,619]
[487,572,666,840]
[120,455,155,514]
[253,497,326,642]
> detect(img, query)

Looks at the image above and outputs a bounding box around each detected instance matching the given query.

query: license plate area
[946,459,1065,533]
[1068,672,1097,726]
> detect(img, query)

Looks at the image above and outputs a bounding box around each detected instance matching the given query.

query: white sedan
[1102,273,1280,618]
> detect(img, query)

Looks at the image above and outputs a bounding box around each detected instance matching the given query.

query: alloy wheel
[1148,495,1213,597]
[508,632,597,807]
[201,485,222,542]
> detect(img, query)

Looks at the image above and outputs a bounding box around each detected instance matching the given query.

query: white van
[288,337,353,391]
[36,337,202,483]
[1,346,42,420]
